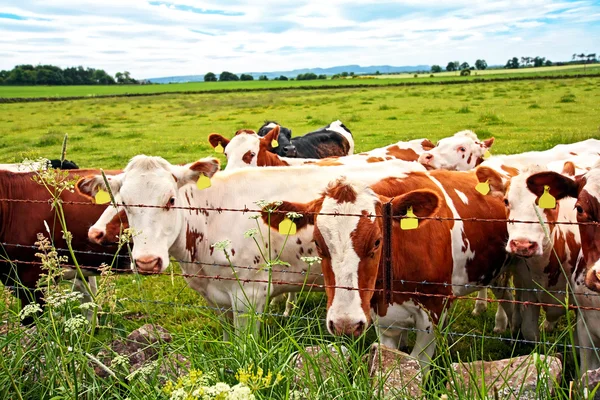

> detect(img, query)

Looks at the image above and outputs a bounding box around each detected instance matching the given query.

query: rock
[92,324,189,381]
[581,367,600,400]
[368,343,422,399]
[450,353,562,399]
[292,344,349,384]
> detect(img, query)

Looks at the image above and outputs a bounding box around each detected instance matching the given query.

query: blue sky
[0,0,599,78]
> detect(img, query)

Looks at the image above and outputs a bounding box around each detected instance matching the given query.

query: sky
[1,0,599,79]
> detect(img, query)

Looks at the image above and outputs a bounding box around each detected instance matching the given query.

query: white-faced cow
[418,130,495,171]
[526,159,600,372]
[209,125,435,171]
[254,120,354,158]
[271,169,511,369]
[77,156,427,336]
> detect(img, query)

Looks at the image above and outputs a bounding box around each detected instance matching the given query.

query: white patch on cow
[320,181,378,333]
[222,133,261,171]
[418,130,487,171]
[327,120,355,155]
[264,122,277,130]
[427,175,475,295]
[454,189,469,205]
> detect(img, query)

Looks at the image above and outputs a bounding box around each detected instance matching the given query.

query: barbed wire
[0,197,598,226]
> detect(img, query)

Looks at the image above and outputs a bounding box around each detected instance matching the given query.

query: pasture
[1,76,600,399]
[0,64,599,99]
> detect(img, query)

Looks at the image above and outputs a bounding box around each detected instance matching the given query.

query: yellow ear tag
[95,189,111,204]
[271,139,279,148]
[400,206,419,230]
[538,185,556,209]
[279,218,297,235]
[475,180,490,195]
[215,143,224,153]
[196,174,211,190]
[483,150,491,160]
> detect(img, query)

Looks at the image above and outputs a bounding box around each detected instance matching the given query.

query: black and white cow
[256,120,354,158]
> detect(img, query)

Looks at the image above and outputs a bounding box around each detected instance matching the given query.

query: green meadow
[1,75,599,399]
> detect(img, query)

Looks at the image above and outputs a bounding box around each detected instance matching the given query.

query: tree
[533,56,546,67]
[219,71,239,81]
[446,62,456,72]
[278,75,288,81]
[505,57,520,69]
[545,60,553,66]
[297,72,318,81]
[240,74,254,81]
[204,72,217,82]
[317,74,327,79]
[431,65,442,73]
[258,75,268,81]
[340,71,349,77]
[475,59,487,70]
[460,62,470,70]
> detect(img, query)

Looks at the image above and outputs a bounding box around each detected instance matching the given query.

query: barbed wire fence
[1,196,599,353]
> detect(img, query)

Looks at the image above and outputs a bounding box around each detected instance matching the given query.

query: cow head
[76,155,220,274]
[313,178,440,337]
[257,121,295,157]
[88,205,129,246]
[210,127,284,170]
[527,161,600,291]
[419,130,494,171]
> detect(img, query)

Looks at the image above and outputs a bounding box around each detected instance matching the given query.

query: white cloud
[0,0,598,78]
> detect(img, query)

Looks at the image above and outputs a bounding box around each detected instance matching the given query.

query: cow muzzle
[418,153,435,170]
[134,256,163,274]
[88,227,107,245]
[585,264,600,293]
[328,317,365,337]
[282,145,298,158]
[508,239,539,258]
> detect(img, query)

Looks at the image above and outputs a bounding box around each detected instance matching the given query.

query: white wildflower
[67,346,73,352]
[45,289,84,308]
[248,215,260,220]
[64,315,89,333]
[286,211,303,220]
[168,387,187,400]
[254,200,269,208]
[19,303,42,320]
[112,354,129,369]
[244,228,259,239]
[212,239,232,251]
[301,256,322,267]
[229,383,255,400]
[126,360,158,380]
[78,302,97,311]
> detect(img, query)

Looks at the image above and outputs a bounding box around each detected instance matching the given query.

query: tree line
[0,65,142,85]
[204,71,328,82]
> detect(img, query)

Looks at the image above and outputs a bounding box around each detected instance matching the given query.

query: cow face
[418,130,494,171]
[76,155,220,274]
[257,122,295,157]
[527,164,600,291]
[88,205,129,246]
[213,126,282,170]
[314,178,440,337]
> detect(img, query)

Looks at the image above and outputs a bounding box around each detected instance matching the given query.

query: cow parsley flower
[212,239,232,251]
[19,303,42,320]
[78,302,97,311]
[64,315,89,332]
[300,256,322,267]
[45,289,84,308]
[286,212,303,220]
[244,228,259,239]
[112,354,129,369]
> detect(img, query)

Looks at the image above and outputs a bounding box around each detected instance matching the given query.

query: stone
[581,367,600,400]
[368,343,422,399]
[292,344,349,384]
[450,353,562,399]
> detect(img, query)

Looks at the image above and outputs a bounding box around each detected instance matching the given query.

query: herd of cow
[1,120,600,375]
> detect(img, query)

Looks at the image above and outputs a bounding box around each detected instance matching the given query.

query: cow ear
[235,129,256,135]
[421,139,435,151]
[526,171,581,200]
[476,166,506,195]
[173,157,220,188]
[562,161,576,177]
[76,173,123,199]
[208,134,230,150]
[261,197,324,233]
[483,137,495,148]
[262,125,280,150]
[391,190,440,223]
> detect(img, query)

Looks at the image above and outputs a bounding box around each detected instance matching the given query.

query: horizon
[1,1,599,79]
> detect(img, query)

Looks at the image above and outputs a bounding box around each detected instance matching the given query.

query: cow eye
[504,198,509,207]
[167,197,176,208]
[251,152,256,157]
[576,204,584,214]
[459,146,466,152]
[374,239,381,248]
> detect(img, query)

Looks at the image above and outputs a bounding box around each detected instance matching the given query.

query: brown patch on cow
[242,150,254,165]
[235,129,256,135]
[103,209,129,244]
[296,238,302,245]
[562,161,576,177]
[385,156,393,160]
[299,247,304,255]
[324,179,358,204]
[385,145,419,161]
[359,152,368,156]
[208,134,230,150]
[579,190,600,292]
[315,157,343,166]
[185,224,203,261]
[231,248,235,256]
[366,157,385,163]
[475,166,506,196]
[501,165,520,177]
[171,174,178,182]
[189,158,220,178]
[421,139,435,151]
[570,152,577,156]
[261,198,324,232]
[466,154,472,164]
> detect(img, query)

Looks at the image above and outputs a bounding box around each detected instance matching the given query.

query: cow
[476,164,581,341]
[0,168,127,324]
[525,159,600,372]
[76,156,428,338]
[1,159,80,172]
[418,130,495,171]
[268,169,511,370]
[255,120,354,158]
[209,126,435,171]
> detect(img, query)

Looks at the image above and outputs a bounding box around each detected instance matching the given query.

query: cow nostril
[328,320,335,333]
[425,154,433,160]
[356,321,365,335]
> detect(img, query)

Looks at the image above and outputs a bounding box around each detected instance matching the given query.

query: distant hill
[148,64,430,83]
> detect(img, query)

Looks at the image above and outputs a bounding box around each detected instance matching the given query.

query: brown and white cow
[476,164,581,341]
[418,130,495,171]
[77,155,429,337]
[526,159,600,371]
[0,168,127,324]
[271,170,511,369]
[209,125,435,171]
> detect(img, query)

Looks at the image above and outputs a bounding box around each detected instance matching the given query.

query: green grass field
[0,64,599,99]
[1,76,599,399]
